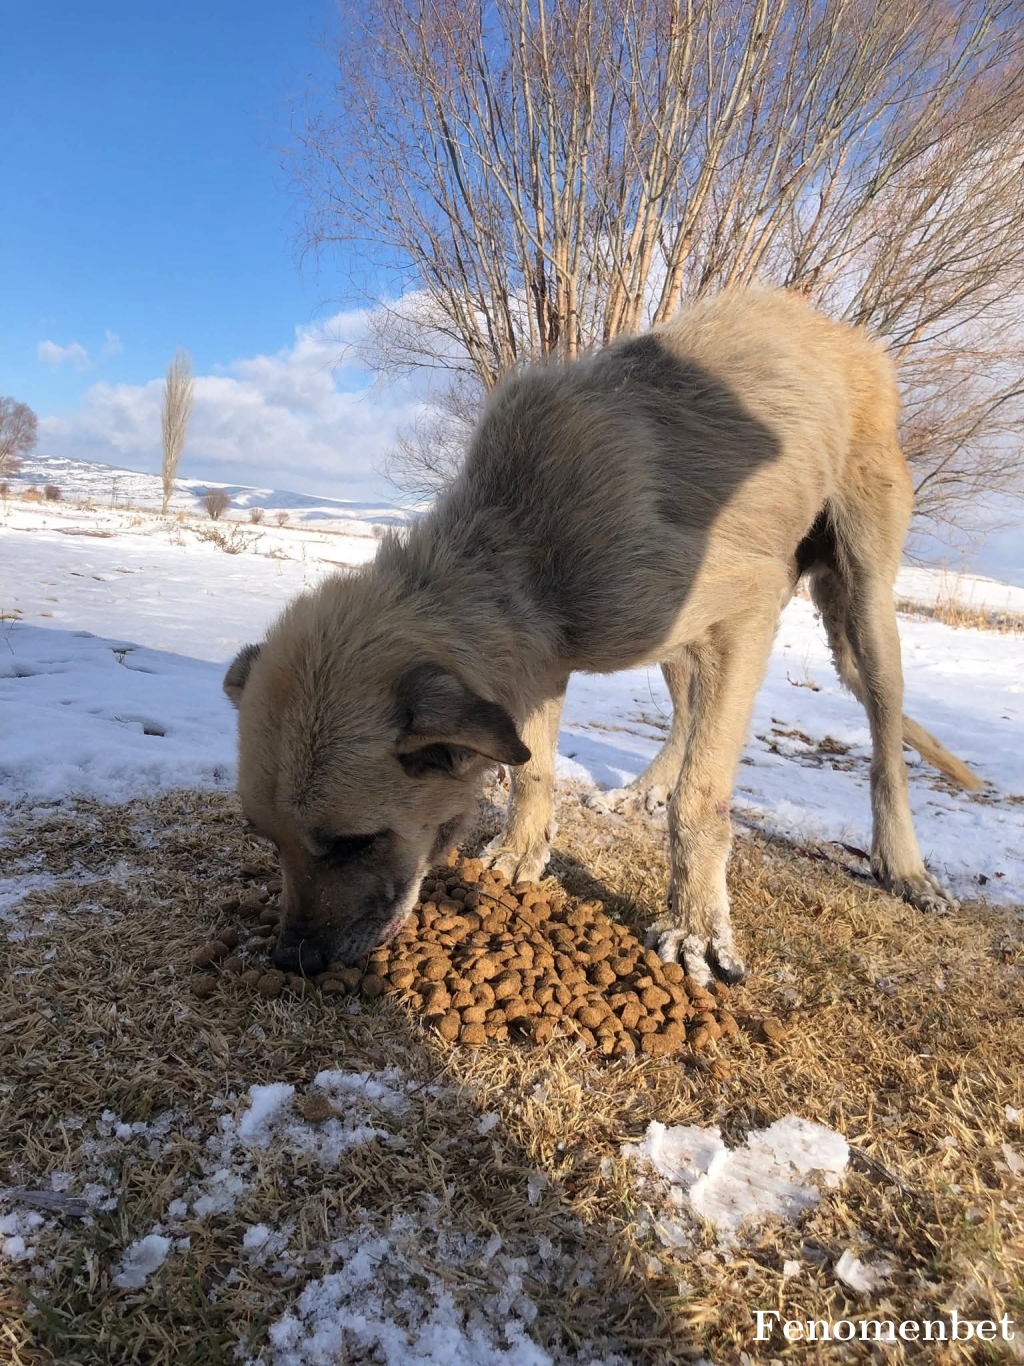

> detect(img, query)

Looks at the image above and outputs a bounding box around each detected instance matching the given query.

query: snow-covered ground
[2,459,1021,904]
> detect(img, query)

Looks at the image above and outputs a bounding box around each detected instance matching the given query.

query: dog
[224,286,978,986]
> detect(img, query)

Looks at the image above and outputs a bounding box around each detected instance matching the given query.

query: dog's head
[223,596,528,974]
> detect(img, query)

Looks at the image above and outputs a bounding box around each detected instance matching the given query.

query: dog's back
[417,286,904,670]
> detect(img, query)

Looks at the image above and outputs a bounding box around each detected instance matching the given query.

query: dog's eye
[399,743,472,778]
[313,831,381,864]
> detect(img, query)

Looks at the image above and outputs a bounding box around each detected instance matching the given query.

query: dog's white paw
[481,835,552,884]
[880,866,958,914]
[646,921,747,988]
[585,784,670,819]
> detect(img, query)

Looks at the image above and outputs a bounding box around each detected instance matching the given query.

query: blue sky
[1,0,417,499]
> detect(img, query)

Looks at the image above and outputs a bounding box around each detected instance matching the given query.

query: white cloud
[38,312,429,502]
[38,329,123,371]
[100,330,123,359]
[38,339,92,371]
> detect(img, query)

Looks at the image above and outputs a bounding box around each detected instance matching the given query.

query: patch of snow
[236,1084,296,1146]
[111,1232,171,1289]
[623,1115,849,1241]
[0,1210,46,1264]
[834,1249,891,1295]
[261,1225,558,1366]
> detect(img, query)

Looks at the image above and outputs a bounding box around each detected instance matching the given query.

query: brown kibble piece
[361,974,386,998]
[222,955,244,975]
[761,1016,788,1044]
[460,1023,487,1046]
[437,1012,461,1041]
[337,968,363,992]
[241,969,261,987]
[190,975,217,998]
[257,971,285,998]
[297,1094,333,1124]
[640,985,671,1010]
[192,941,228,967]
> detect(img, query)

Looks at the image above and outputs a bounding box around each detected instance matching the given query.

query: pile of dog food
[191,855,740,1058]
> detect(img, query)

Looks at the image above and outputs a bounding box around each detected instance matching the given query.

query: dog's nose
[273,927,329,976]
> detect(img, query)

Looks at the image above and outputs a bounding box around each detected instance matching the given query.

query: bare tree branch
[291,0,1024,521]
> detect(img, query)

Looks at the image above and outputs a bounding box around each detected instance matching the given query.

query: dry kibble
[257,971,285,998]
[192,941,228,967]
[761,1016,788,1044]
[297,1094,333,1124]
[205,854,741,1060]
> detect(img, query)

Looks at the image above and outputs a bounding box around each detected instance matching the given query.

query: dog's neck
[374,518,563,722]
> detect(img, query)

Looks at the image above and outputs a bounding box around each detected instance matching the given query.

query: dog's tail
[808,568,983,792]
[898,713,982,791]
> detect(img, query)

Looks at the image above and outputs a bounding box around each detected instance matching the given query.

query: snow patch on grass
[623,1114,849,1241]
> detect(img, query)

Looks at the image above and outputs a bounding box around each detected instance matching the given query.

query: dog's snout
[272,925,330,977]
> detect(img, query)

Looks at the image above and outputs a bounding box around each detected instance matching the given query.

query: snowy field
[2,458,1021,907]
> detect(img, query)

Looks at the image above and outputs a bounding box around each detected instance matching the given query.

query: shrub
[274,511,289,527]
[0,481,9,500]
[43,483,61,501]
[202,489,230,520]
[249,506,265,524]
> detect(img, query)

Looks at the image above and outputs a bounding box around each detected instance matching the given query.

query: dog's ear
[223,643,261,707]
[394,663,530,768]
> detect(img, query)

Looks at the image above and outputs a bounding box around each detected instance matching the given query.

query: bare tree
[161,350,194,514]
[249,506,266,524]
[0,396,38,479]
[294,0,1024,525]
[202,488,230,520]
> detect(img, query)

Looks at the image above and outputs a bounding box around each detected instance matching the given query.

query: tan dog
[224,287,978,985]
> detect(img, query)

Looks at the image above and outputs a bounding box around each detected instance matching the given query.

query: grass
[895,570,1024,635]
[2,784,1023,1364]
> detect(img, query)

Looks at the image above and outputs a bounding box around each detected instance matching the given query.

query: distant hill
[11,454,421,529]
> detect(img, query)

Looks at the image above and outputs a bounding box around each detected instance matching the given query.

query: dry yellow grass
[2,785,1023,1364]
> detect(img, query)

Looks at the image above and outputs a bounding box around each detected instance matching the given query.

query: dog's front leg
[483,688,566,882]
[648,614,778,987]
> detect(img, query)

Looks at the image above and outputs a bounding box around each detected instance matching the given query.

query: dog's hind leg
[483,687,566,882]
[809,492,957,913]
[603,656,693,817]
[648,604,781,987]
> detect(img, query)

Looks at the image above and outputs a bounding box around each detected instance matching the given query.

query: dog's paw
[645,920,747,989]
[584,784,670,819]
[880,866,958,914]
[481,834,552,884]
